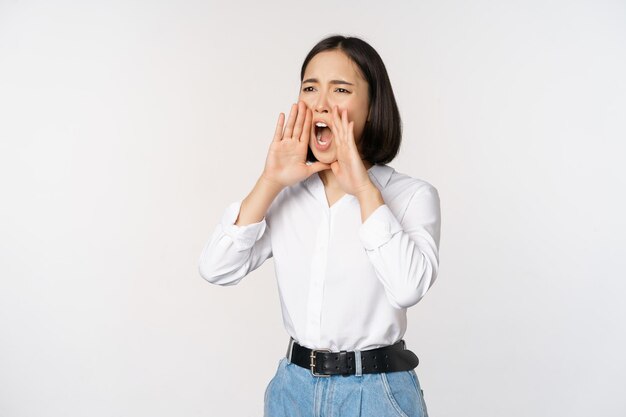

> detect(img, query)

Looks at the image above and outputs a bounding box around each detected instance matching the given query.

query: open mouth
[314,122,333,145]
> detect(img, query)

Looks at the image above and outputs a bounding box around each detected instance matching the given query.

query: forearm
[199,198,274,286]
[357,184,441,309]
[235,174,285,226]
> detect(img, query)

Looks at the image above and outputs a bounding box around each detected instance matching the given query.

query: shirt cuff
[358,204,403,250]
[220,200,267,251]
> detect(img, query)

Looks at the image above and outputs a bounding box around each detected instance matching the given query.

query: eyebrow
[301,78,355,86]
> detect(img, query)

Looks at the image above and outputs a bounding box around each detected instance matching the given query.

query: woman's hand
[328,105,376,197]
[262,101,331,188]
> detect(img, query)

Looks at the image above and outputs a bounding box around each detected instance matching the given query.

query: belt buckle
[310,349,332,377]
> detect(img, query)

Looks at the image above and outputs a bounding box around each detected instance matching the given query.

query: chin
[313,154,336,166]
[309,146,336,165]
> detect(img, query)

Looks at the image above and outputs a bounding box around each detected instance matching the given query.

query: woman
[198,35,441,417]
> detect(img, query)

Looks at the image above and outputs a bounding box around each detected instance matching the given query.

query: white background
[1,0,625,416]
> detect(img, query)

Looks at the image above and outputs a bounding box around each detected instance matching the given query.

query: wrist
[258,173,285,194]
[355,182,382,202]
[356,182,384,222]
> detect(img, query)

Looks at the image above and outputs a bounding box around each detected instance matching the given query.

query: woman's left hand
[329,106,376,197]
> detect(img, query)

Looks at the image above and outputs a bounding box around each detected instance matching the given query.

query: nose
[314,90,330,114]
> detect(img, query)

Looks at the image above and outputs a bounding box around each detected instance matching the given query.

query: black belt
[286,338,419,377]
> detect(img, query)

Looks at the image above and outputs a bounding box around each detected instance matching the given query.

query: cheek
[343,102,366,120]
[345,107,367,129]
[299,95,314,110]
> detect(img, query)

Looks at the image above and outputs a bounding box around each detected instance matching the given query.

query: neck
[319,161,374,188]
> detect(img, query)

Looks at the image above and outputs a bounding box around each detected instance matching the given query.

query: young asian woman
[198,35,440,417]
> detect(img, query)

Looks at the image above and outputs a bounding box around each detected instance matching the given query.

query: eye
[335,88,351,93]
[302,86,315,92]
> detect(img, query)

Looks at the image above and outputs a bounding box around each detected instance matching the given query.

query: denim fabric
[264,357,429,417]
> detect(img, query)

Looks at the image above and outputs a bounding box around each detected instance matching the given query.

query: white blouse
[198,164,441,352]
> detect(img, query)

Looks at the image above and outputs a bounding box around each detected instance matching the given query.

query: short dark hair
[301,35,402,165]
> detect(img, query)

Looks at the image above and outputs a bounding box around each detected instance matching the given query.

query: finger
[331,106,344,145]
[299,107,312,143]
[283,103,298,139]
[307,161,332,175]
[347,121,357,149]
[291,101,306,140]
[329,106,338,137]
[273,112,285,142]
[342,109,349,133]
[342,109,355,149]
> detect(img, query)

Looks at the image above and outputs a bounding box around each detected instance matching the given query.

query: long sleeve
[358,184,441,309]
[198,200,273,286]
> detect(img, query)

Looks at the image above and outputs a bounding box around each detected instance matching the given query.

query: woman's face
[299,49,370,165]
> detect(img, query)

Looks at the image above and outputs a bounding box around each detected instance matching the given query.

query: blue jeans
[264,356,429,417]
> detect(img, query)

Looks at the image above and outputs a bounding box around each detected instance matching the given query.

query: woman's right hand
[261,101,331,188]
